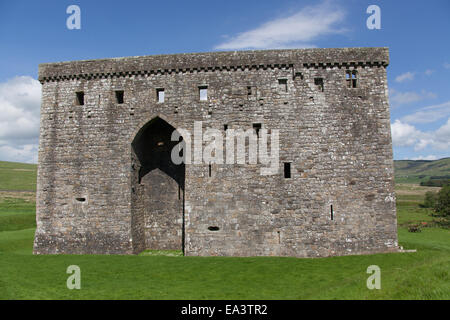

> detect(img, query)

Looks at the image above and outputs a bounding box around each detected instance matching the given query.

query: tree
[434,185,450,217]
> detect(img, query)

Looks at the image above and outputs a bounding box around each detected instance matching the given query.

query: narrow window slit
[330,205,334,220]
[284,163,291,179]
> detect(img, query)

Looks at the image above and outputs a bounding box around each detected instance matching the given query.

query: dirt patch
[0,191,36,202]
[395,184,441,196]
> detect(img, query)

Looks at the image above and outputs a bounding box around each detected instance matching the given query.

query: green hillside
[394,158,450,184]
[1,158,449,187]
[0,161,37,191]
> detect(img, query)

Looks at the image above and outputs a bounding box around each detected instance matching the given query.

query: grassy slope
[394,157,450,184]
[0,161,37,191]
[0,161,448,299]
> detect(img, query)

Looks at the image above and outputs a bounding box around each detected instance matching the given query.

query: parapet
[38,47,389,83]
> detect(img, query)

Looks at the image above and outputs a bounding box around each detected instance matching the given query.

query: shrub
[422,191,437,208]
[408,224,422,232]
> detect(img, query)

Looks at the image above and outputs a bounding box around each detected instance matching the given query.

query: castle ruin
[34,48,398,257]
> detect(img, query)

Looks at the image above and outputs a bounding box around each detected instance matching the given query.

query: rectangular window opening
[253,123,261,137]
[208,163,212,177]
[294,72,304,80]
[115,90,124,104]
[284,162,291,179]
[76,91,84,106]
[314,78,324,92]
[224,124,228,131]
[157,88,165,103]
[199,86,208,101]
[346,70,357,88]
[278,79,287,92]
[330,205,334,220]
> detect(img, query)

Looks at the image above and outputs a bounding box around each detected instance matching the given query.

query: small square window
[314,78,324,92]
[75,91,84,106]
[294,72,304,80]
[157,88,165,103]
[115,90,124,104]
[278,79,287,92]
[199,86,208,101]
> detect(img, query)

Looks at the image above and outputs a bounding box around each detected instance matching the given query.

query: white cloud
[401,100,450,124]
[391,120,422,148]
[390,91,421,105]
[425,69,434,76]
[0,76,41,163]
[395,72,414,83]
[214,1,346,50]
[0,144,38,164]
[411,155,438,160]
[389,89,436,106]
[391,118,450,151]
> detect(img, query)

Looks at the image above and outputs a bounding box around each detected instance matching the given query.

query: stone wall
[34,48,398,257]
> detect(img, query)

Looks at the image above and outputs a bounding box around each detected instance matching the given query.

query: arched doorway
[131,117,185,253]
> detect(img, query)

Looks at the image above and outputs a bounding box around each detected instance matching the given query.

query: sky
[0,0,449,163]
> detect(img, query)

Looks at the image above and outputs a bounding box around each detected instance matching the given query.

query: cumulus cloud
[395,72,415,83]
[0,76,41,163]
[214,1,346,50]
[401,100,450,124]
[391,118,450,151]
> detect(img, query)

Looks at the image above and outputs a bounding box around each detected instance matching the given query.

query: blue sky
[0,0,449,163]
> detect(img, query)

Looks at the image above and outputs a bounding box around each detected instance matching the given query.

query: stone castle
[34,47,398,257]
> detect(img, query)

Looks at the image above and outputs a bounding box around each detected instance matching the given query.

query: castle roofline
[38,47,389,83]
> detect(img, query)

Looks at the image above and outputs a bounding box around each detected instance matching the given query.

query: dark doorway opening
[131,117,185,254]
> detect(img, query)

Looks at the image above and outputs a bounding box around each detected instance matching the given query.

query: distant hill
[394,158,450,184]
[0,161,37,191]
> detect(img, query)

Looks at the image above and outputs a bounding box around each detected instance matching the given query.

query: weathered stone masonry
[34,48,398,257]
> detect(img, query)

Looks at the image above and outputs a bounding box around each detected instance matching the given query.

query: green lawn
[0,161,448,299]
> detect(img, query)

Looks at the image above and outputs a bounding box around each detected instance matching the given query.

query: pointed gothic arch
[130,116,185,254]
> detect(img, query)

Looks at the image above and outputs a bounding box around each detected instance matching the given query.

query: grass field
[0,161,448,299]
[0,161,37,191]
